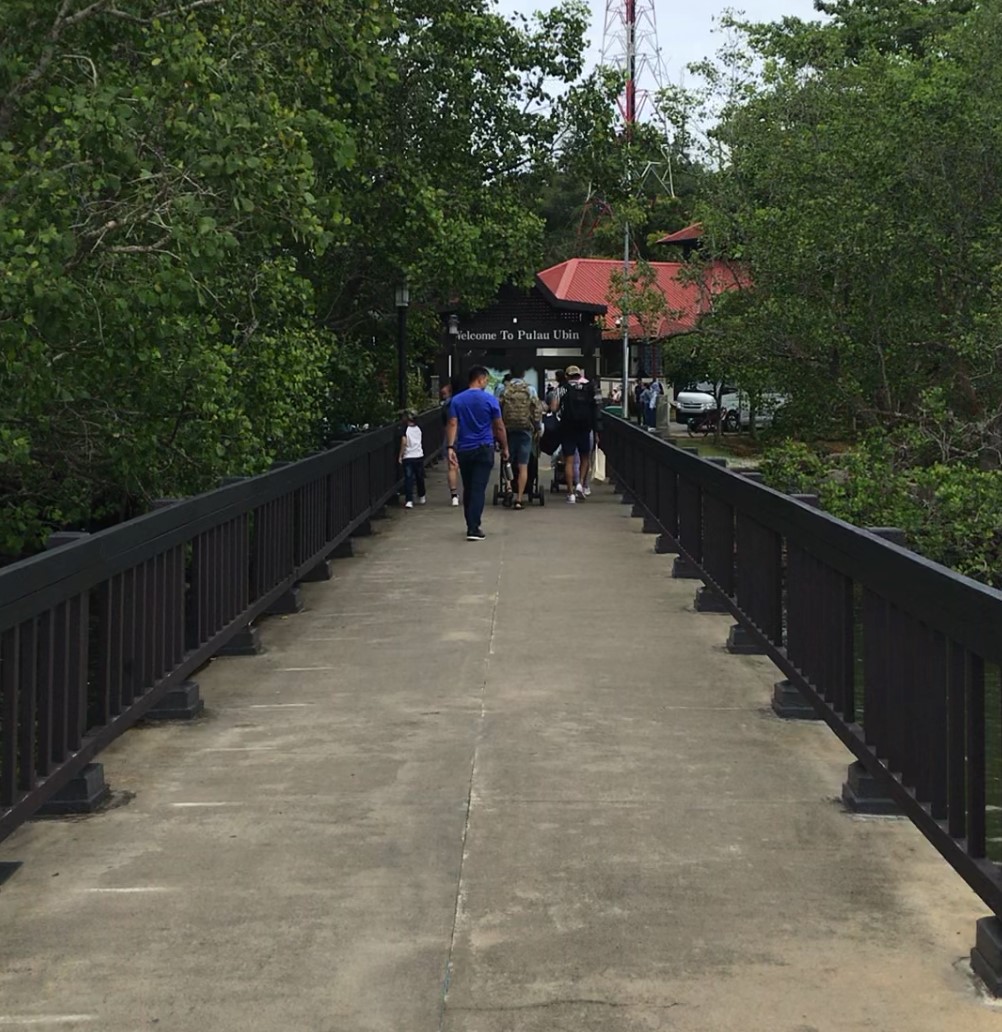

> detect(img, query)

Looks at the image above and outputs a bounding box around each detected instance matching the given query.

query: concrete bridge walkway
[0,469,995,1031]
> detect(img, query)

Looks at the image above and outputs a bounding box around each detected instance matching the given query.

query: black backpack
[561,380,593,428]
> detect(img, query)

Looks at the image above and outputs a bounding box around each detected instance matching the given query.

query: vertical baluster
[1,627,19,805]
[786,544,802,669]
[201,528,213,638]
[95,581,114,725]
[121,567,136,711]
[36,611,54,777]
[947,640,966,838]
[239,515,250,612]
[908,619,929,801]
[927,629,948,817]
[208,526,220,637]
[155,551,167,681]
[67,593,88,749]
[142,558,156,692]
[50,601,69,767]
[967,653,987,858]
[836,573,855,722]
[16,619,38,792]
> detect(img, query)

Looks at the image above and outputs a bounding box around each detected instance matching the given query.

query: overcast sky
[494,1,823,85]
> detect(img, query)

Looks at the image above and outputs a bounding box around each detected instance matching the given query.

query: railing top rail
[610,414,1002,661]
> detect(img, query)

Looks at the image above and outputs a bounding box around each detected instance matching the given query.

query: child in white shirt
[398,411,426,508]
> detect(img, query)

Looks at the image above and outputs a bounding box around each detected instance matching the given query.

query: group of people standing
[634,377,665,430]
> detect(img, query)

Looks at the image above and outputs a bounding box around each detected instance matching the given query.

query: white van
[674,383,787,430]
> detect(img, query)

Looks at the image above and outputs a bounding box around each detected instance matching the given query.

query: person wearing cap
[551,364,601,503]
[398,409,426,508]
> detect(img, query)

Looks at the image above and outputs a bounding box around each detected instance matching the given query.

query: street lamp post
[447,313,460,382]
[395,281,409,411]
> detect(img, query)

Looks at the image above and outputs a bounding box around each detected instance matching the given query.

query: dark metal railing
[0,411,443,843]
[603,415,1002,919]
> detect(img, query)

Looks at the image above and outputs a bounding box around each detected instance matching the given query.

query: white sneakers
[566,493,576,504]
[405,501,414,509]
[450,495,460,506]
[419,496,427,505]
[582,485,592,497]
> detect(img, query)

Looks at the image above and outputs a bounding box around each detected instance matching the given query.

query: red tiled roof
[536,257,741,340]
[655,221,702,245]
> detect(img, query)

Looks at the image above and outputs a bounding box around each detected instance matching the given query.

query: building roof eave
[534,274,607,315]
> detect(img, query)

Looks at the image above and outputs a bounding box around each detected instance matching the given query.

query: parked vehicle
[675,384,740,431]
[674,382,788,431]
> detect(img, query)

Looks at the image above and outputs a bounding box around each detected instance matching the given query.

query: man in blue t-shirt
[445,365,510,541]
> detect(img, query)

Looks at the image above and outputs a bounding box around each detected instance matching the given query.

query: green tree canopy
[0,0,591,555]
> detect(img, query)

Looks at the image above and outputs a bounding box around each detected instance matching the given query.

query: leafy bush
[760,436,1002,587]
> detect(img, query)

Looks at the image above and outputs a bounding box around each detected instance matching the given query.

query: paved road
[0,470,995,1030]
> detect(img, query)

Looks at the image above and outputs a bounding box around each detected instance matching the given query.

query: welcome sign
[457,326,586,344]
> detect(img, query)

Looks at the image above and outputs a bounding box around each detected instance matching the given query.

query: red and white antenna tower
[600,0,668,128]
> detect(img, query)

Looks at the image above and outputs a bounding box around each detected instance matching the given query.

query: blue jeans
[457,445,494,533]
[402,458,425,502]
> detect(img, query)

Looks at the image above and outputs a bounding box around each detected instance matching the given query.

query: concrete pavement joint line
[202,747,276,752]
[170,802,243,808]
[0,1018,98,1026]
[276,667,337,672]
[438,535,504,1031]
[242,703,314,709]
[84,887,174,894]
[449,998,682,1012]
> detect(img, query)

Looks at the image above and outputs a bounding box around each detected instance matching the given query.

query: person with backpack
[552,364,601,504]
[500,366,543,509]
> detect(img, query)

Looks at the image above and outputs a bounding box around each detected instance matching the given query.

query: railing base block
[725,623,767,655]
[217,624,262,657]
[371,505,389,519]
[671,556,701,580]
[771,680,821,720]
[36,764,110,817]
[620,494,635,506]
[972,917,1002,997]
[329,540,354,559]
[266,585,304,615]
[145,680,204,721]
[641,517,660,535]
[301,559,333,582]
[630,503,645,518]
[841,760,900,815]
[694,586,730,613]
[351,519,374,538]
[654,534,679,555]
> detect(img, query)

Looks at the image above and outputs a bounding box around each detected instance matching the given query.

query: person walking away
[440,382,460,505]
[500,366,542,509]
[546,369,566,408]
[446,365,510,540]
[554,365,601,503]
[398,410,426,508]
[633,378,645,424]
[645,378,662,430]
[640,382,656,431]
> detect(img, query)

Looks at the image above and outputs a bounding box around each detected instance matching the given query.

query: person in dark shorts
[499,366,542,508]
[553,365,601,503]
[445,365,510,540]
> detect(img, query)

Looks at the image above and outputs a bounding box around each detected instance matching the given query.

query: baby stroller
[492,443,546,507]
[549,447,568,495]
